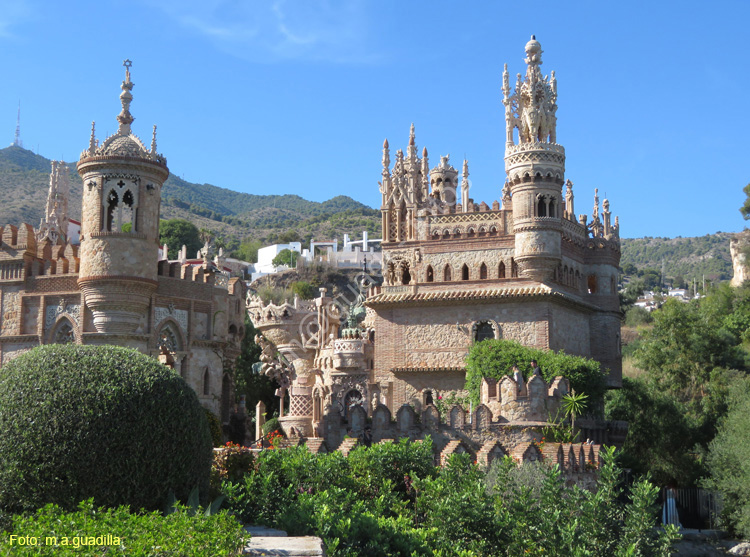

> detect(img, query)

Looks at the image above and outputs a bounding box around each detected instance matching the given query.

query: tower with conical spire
[36,161,70,244]
[503,35,565,281]
[76,60,169,335]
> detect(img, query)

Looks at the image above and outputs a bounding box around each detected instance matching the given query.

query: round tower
[503,36,564,281]
[77,60,169,334]
[429,154,459,206]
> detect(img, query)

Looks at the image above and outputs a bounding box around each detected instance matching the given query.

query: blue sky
[1,0,748,239]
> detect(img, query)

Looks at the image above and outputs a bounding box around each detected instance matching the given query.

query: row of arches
[424,259,519,283]
[432,225,500,240]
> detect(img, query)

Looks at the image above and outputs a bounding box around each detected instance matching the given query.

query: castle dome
[79,60,166,166]
[98,133,149,157]
[525,35,542,55]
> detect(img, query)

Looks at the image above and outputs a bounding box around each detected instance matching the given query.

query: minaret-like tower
[77,60,169,334]
[380,124,425,243]
[503,36,564,281]
[36,160,70,244]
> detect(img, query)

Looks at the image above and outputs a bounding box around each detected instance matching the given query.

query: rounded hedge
[0,345,212,513]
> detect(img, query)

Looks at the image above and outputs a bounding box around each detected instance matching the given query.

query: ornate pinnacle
[117,59,135,134]
[88,121,97,154]
[407,123,417,162]
[151,125,157,154]
[382,138,390,172]
[462,159,469,180]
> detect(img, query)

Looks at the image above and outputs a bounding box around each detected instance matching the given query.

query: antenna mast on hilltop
[13,101,22,148]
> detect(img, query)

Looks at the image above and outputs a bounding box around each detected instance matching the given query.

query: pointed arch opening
[203,368,210,396]
[479,262,488,279]
[426,265,434,283]
[51,318,76,345]
[443,264,452,281]
[461,264,469,281]
[499,261,506,279]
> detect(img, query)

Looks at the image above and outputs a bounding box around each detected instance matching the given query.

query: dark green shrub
[465,339,606,407]
[262,417,282,436]
[0,345,213,513]
[2,499,246,556]
[204,408,224,447]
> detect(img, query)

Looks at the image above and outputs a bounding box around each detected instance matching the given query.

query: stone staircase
[336,437,359,456]
[243,525,325,556]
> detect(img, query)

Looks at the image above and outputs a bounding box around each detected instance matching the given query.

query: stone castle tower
[503,35,564,281]
[77,61,169,336]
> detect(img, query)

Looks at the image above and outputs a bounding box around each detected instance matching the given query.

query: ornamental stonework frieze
[154,304,188,333]
[44,299,81,330]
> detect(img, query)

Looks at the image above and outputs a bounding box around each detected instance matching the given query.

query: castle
[0,61,246,421]
[0,38,624,466]
[248,37,624,463]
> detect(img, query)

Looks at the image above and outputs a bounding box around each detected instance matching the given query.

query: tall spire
[36,161,70,244]
[151,125,157,154]
[117,59,135,134]
[407,123,417,163]
[88,121,97,155]
[461,159,470,212]
[382,138,390,175]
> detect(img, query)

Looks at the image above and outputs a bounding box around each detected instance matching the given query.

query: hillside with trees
[0,146,380,259]
[1,145,740,276]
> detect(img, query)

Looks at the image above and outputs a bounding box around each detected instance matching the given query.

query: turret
[429,154,458,206]
[503,36,565,281]
[76,60,169,334]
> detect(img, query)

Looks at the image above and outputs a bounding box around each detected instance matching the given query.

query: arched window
[102,182,139,232]
[498,261,506,279]
[203,368,210,395]
[537,195,547,217]
[474,321,496,342]
[424,390,434,406]
[402,263,411,285]
[426,265,434,283]
[549,197,556,218]
[52,319,75,344]
[480,263,488,279]
[511,258,519,278]
[444,265,452,281]
[587,275,597,293]
[157,322,182,353]
[462,264,469,281]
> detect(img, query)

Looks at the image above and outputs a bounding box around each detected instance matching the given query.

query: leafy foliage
[272,248,296,267]
[605,378,705,486]
[158,218,203,260]
[465,339,606,408]
[221,441,678,556]
[1,499,246,556]
[704,375,750,538]
[0,345,212,513]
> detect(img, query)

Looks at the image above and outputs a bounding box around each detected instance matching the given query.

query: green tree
[605,378,704,486]
[740,183,750,220]
[159,219,203,260]
[232,238,263,263]
[634,298,746,406]
[0,345,212,512]
[704,375,750,538]
[561,390,588,433]
[272,248,296,267]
